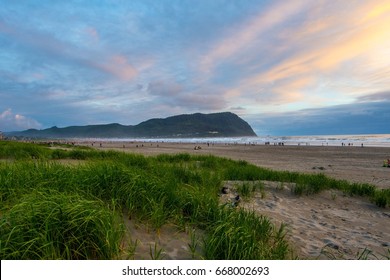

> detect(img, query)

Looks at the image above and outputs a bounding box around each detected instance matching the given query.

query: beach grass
[204,207,289,259]
[0,190,124,259]
[0,140,388,259]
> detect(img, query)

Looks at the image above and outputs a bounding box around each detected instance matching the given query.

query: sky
[1,0,390,135]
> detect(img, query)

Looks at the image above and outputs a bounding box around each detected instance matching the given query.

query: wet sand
[83,141,390,259]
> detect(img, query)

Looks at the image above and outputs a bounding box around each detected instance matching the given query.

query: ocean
[88,134,390,148]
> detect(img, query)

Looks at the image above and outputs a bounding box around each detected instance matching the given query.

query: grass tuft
[0,190,124,259]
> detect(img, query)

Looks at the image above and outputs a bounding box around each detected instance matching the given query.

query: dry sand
[221,181,390,259]
[82,141,390,259]
[120,216,204,260]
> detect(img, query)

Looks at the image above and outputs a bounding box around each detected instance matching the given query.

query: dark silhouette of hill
[7,112,256,138]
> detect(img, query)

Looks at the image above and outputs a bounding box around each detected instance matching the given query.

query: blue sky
[1,0,389,135]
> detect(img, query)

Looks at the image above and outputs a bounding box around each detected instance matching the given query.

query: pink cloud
[237,0,390,105]
[85,27,99,42]
[96,55,138,81]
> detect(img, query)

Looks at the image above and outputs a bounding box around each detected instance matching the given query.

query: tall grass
[0,190,124,259]
[204,207,290,259]
[0,141,50,159]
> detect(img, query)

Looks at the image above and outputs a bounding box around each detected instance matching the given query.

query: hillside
[7,112,257,138]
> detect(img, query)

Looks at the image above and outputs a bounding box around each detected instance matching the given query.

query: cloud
[176,90,227,111]
[199,0,310,72]
[148,80,183,97]
[147,80,227,111]
[0,19,138,82]
[364,0,390,21]
[230,106,246,111]
[357,91,390,102]
[248,0,390,83]
[0,109,42,131]
[98,55,138,81]
[84,27,100,42]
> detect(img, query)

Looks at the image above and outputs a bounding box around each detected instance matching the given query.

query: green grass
[235,181,265,199]
[204,207,290,259]
[0,140,389,260]
[0,190,124,259]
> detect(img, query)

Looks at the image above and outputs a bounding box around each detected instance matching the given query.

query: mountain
[7,112,257,139]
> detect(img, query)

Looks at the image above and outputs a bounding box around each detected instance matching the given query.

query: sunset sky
[1,0,389,135]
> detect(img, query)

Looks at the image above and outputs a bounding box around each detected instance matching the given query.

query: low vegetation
[0,140,388,259]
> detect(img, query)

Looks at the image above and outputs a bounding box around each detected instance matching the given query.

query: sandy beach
[85,141,390,259]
